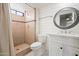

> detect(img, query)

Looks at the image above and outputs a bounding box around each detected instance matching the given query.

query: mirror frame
[53,7,79,29]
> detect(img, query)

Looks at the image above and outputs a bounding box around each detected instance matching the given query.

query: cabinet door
[63,45,79,56]
[51,42,63,56]
[62,45,73,56]
[48,41,63,56]
[47,35,63,56]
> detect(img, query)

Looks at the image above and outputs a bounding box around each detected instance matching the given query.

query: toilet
[31,34,47,56]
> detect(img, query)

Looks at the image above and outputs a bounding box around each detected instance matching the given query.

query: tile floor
[25,50,49,56]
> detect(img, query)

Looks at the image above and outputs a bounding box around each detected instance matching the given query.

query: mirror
[53,7,79,29]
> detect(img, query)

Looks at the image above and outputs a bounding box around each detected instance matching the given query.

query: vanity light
[66,18,70,21]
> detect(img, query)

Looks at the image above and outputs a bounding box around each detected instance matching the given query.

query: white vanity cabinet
[47,34,79,56]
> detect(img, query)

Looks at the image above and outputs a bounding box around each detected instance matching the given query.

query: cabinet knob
[60,47,63,49]
[75,54,78,56]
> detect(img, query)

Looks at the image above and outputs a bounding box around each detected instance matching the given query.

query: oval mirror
[53,7,79,29]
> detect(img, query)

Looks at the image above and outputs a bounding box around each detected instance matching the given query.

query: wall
[38,3,79,35]
[12,14,26,46]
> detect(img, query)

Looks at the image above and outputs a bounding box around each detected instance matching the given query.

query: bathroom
[1,3,79,56]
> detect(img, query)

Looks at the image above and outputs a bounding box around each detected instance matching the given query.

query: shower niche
[53,7,79,29]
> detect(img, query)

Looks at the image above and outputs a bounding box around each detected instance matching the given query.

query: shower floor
[15,43,31,56]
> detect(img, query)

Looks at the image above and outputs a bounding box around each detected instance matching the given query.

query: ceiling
[27,3,51,8]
